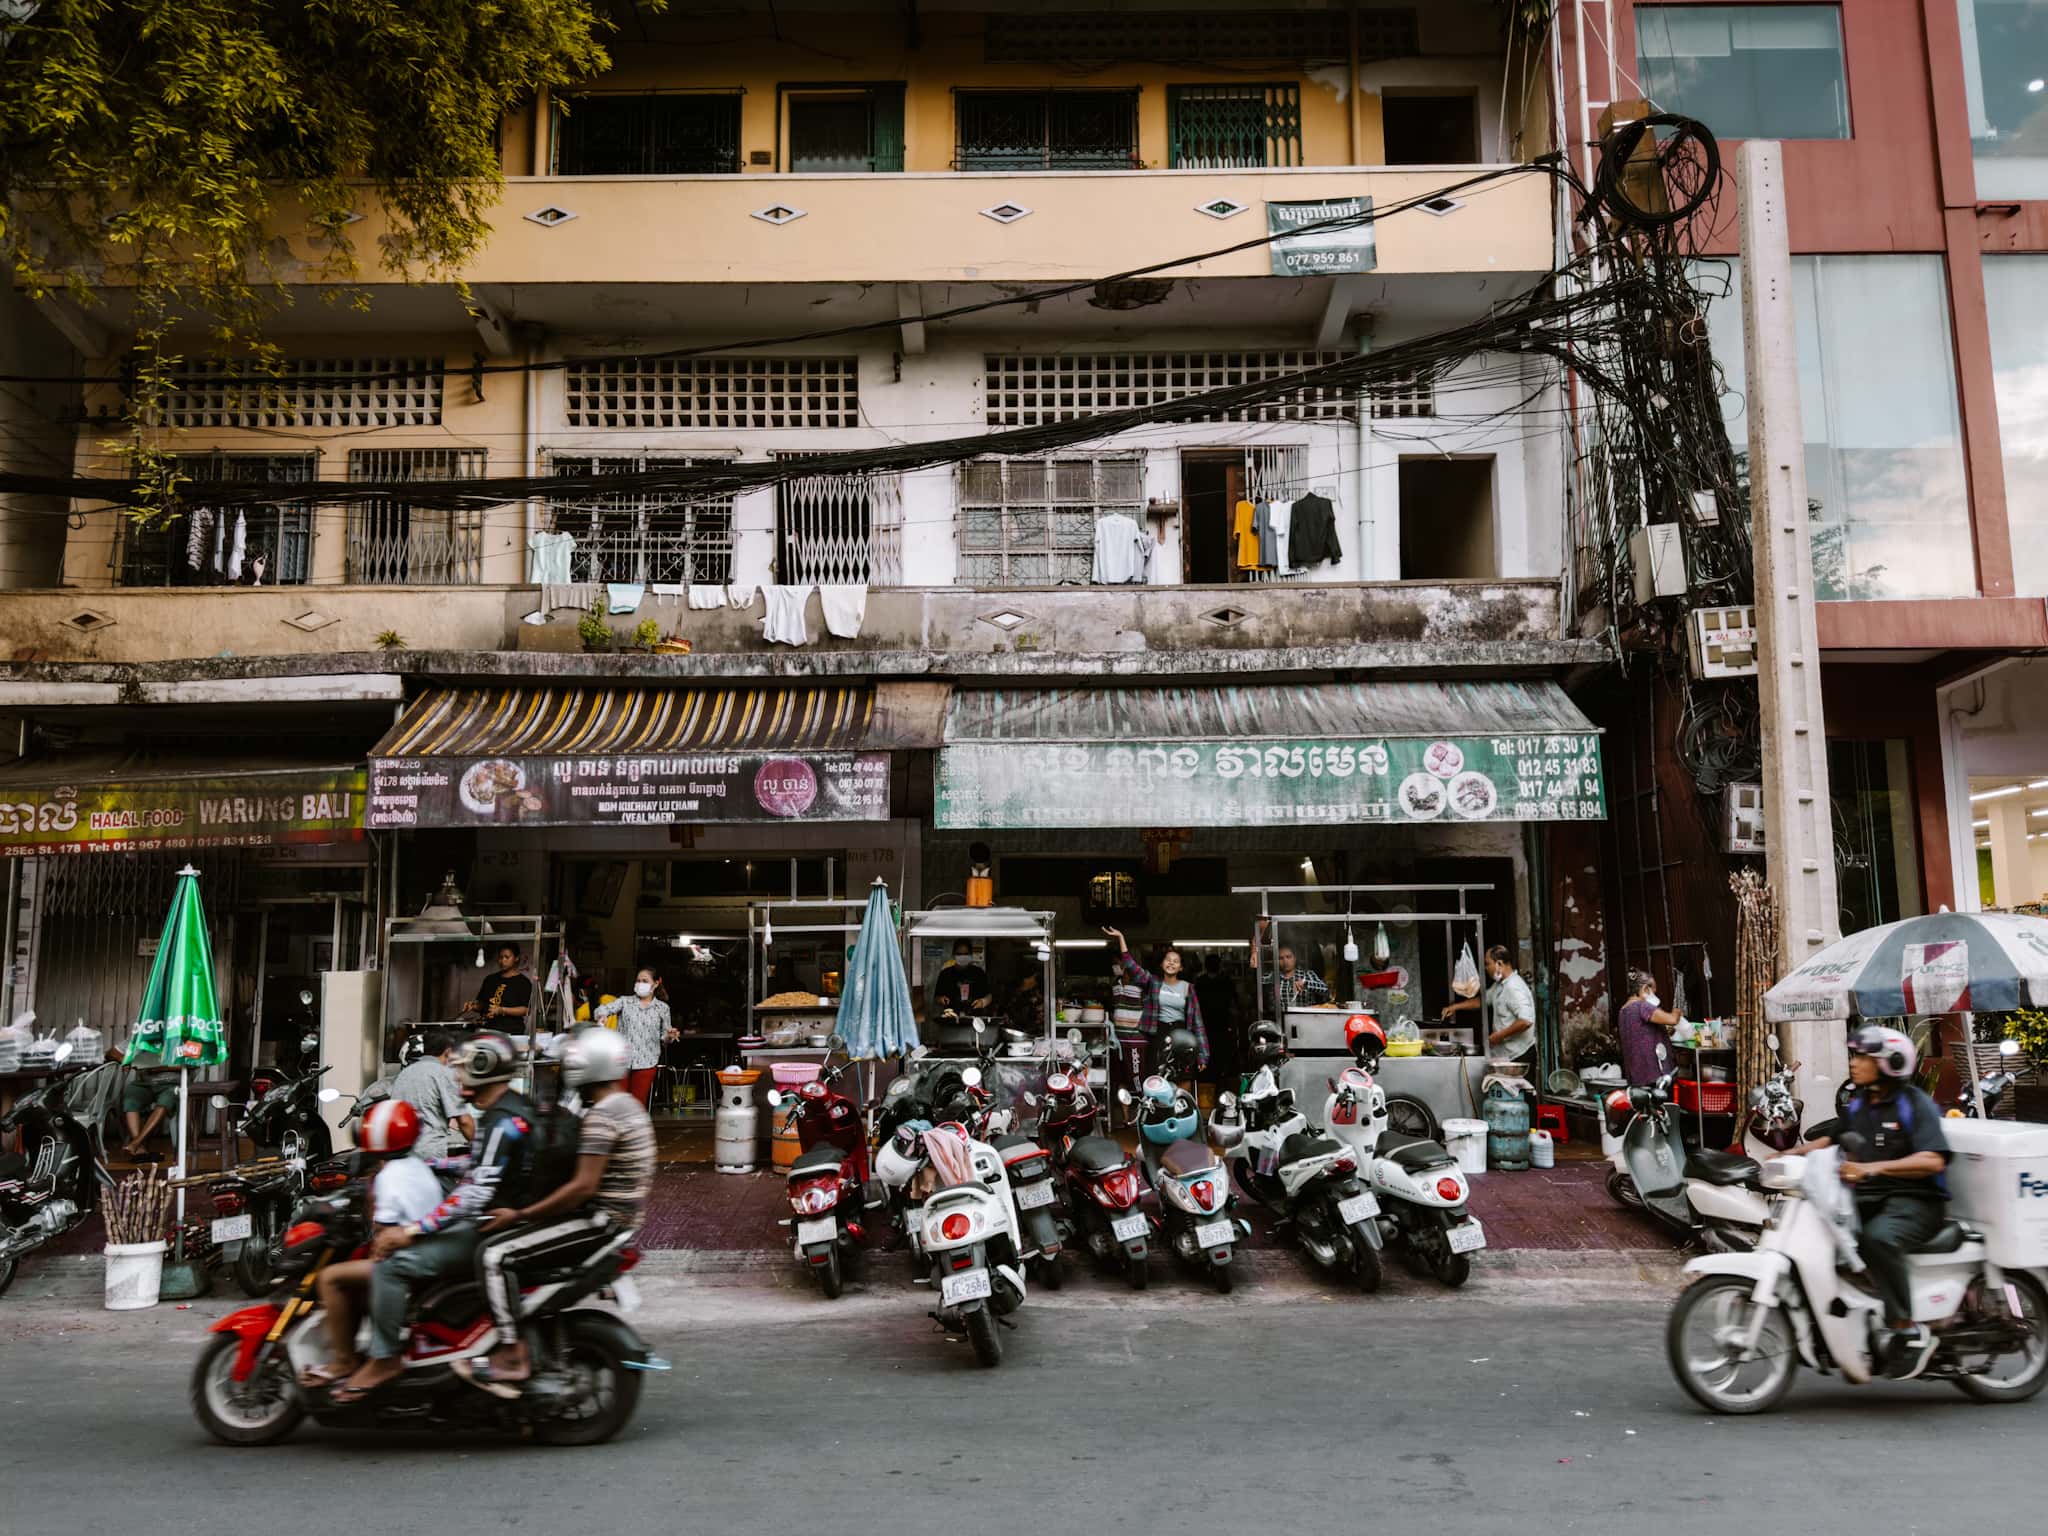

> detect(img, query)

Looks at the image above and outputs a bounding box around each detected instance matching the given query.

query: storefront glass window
[1957,0,2048,199]
[1828,739,1924,935]
[1982,255,2048,596]
[1636,5,1850,140]
[1691,254,1974,601]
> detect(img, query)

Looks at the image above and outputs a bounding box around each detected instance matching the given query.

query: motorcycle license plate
[796,1217,838,1247]
[1448,1219,1487,1255]
[1015,1180,1054,1209]
[1111,1214,1148,1243]
[611,1276,643,1313]
[941,1268,992,1307]
[1194,1219,1234,1250]
[1337,1193,1380,1225]
[210,1214,253,1244]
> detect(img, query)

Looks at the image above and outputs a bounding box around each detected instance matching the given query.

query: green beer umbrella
[124,866,224,1276]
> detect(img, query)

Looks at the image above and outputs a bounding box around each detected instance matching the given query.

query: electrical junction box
[1725,783,1765,854]
[1629,524,1688,605]
[1689,605,1759,679]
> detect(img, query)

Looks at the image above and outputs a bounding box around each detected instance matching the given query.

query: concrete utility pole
[1739,141,1844,1105]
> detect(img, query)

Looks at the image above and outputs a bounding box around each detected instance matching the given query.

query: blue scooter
[1130,1031,1243,1293]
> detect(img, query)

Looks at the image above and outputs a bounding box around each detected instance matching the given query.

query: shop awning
[0,752,364,855]
[368,684,900,828]
[935,682,1604,830]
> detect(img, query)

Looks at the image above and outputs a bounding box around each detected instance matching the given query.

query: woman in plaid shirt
[1102,928,1209,1070]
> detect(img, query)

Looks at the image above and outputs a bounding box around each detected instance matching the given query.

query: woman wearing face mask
[1618,968,1683,1087]
[593,968,679,1107]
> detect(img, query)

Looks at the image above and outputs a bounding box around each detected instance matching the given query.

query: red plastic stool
[1533,1103,1569,1143]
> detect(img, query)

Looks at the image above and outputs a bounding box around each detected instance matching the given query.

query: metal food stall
[1238,882,1495,1126]
[901,906,1059,1049]
[380,910,567,1065]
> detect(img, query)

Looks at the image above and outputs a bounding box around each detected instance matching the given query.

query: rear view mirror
[1116,1087,1133,1106]
[972,1018,987,1035]
[1023,1092,1038,1107]
[766,1089,784,1107]
[52,1042,73,1065]
[1766,1032,1781,1053]
[300,990,315,1007]
[1655,1042,1669,1063]
[1067,1028,1082,1045]
[208,1094,229,1111]
[317,1088,340,1104]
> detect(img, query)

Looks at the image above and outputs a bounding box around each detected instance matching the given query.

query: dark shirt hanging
[1289,492,1343,567]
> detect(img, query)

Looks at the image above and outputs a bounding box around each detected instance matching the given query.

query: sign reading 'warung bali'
[0,771,366,855]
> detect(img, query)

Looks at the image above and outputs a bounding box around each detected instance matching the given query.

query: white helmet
[562,1026,629,1088]
[1849,1023,1917,1080]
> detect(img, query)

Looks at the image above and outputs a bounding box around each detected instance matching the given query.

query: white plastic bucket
[103,1240,166,1311]
[1442,1118,1488,1176]
[1528,1127,1556,1169]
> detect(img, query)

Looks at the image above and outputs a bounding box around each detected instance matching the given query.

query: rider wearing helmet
[1797,1023,1951,1373]
[339,1031,536,1402]
[302,1099,443,1389]
[460,1025,655,1393]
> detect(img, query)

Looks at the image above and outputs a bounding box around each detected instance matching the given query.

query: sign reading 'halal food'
[0,772,366,854]
[368,752,891,828]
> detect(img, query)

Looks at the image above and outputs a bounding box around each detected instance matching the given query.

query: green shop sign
[936,734,1604,830]
[0,770,366,855]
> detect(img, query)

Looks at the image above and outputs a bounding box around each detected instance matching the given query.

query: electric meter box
[1942,1119,2048,1269]
[1629,524,1688,605]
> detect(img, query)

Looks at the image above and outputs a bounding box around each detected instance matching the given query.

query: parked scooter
[915,1118,1027,1367]
[1666,1137,2048,1413]
[0,1046,113,1298]
[1041,1038,1150,1288]
[1321,1028,1484,1287]
[767,1056,869,1299]
[1133,1030,1241,1292]
[1229,1023,1386,1291]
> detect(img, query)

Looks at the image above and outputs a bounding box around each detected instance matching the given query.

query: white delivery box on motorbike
[1941,1118,2048,1269]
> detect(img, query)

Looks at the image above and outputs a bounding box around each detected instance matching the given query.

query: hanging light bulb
[1342,927,1359,964]
[474,946,486,969]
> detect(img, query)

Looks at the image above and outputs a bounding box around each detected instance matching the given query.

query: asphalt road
[2,1263,2039,1535]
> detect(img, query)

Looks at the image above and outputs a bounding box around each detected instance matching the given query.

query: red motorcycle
[1038,1049,1152,1290]
[769,1061,870,1299]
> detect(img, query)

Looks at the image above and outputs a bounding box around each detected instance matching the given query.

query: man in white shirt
[300,1100,446,1388]
[1442,944,1538,1062]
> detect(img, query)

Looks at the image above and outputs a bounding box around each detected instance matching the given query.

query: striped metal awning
[372,684,877,760]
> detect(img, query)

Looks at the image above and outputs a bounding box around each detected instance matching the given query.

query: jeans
[366,1226,481,1359]
[1856,1191,1945,1325]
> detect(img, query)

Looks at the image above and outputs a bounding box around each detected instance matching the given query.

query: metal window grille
[563,357,860,430]
[1168,85,1303,168]
[985,11,1413,64]
[344,448,486,586]
[160,358,443,428]
[1245,445,1311,502]
[773,466,903,586]
[120,453,316,587]
[547,455,736,585]
[984,351,1355,426]
[555,93,743,175]
[955,90,1140,170]
[956,456,1145,586]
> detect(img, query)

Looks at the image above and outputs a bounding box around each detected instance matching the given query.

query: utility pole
[1739,140,1843,1106]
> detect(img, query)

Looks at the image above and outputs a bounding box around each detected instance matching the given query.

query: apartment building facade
[2,4,1626,1080]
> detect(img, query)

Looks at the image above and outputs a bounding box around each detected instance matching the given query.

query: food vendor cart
[380,910,567,1065]
[902,906,1061,1049]
[1239,882,1495,1130]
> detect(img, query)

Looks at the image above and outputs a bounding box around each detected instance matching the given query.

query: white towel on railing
[761,584,813,646]
[648,583,686,606]
[817,584,867,639]
[727,583,758,610]
[686,585,725,610]
[606,583,645,614]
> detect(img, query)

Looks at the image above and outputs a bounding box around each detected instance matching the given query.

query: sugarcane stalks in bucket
[104,1167,174,1246]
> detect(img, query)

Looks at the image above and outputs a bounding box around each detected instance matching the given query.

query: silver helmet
[562,1025,630,1088]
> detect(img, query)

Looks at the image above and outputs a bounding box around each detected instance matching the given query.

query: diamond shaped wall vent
[64,609,114,632]
[1202,606,1250,629]
[750,204,807,226]
[981,610,1030,631]
[284,610,339,633]
[979,203,1033,224]
[1196,197,1249,220]
[523,206,579,227]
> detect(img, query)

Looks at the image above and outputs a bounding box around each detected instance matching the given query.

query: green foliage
[632,617,660,651]
[0,0,624,510]
[373,629,406,651]
[576,598,610,652]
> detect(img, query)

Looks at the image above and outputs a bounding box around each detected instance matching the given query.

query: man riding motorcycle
[336,1031,534,1403]
[460,1026,654,1394]
[1793,1023,1951,1375]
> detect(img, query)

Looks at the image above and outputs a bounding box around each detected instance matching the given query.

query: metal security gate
[1168,85,1304,168]
[774,470,902,585]
[346,448,486,585]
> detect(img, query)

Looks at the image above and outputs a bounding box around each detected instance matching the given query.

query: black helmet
[1248,1022,1286,1064]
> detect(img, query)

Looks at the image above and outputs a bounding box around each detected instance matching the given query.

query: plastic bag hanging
[1372,923,1391,966]
[1452,941,1483,999]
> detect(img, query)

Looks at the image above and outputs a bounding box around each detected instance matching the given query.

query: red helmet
[1345,1014,1386,1061]
[358,1098,420,1155]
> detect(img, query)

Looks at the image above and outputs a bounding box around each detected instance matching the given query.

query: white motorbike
[916,1116,1028,1368]
[1230,1058,1388,1291]
[1667,1141,2048,1413]
[1321,1056,1484,1287]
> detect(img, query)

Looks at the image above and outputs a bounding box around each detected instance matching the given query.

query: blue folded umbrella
[838,881,919,1061]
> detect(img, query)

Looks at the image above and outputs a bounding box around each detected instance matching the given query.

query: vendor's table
[1276,1052,1487,1128]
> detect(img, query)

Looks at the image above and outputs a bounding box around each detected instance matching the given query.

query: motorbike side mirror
[1655,1042,1669,1064]
[317,1088,341,1104]
[2000,1038,2023,1058]
[766,1089,784,1107]
[209,1094,230,1111]
[300,989,315,1007]
[1766,1031,1781,1053]
[1327,1078,1338,1093]
[1116,1087,1132,1106]
[972,1018,987,1035]
[962,1067,983,1088]
[1067,1028,1082,1045]
[52,1042,73,1065]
